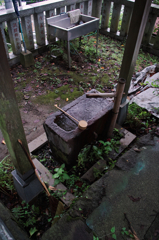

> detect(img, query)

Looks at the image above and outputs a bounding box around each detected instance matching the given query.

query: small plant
[121,227,134,238]
[12,201,41,237]
[93,167,102,179]
[111,226,117,239]
[0,156,15,194]
[52,164,70,186]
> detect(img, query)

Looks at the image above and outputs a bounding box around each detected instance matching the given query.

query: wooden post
[0,30,43,202]
[0,30,32,176]
[117,0,152,125]
[92,0,102,18]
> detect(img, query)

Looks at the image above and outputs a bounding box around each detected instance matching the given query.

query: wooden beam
[0,30,33,176]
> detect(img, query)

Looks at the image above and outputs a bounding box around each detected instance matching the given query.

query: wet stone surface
[55,95,113,132]
[44,90,114,165]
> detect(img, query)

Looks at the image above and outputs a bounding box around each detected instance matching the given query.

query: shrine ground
[1,35,159,240]
[1,34,159,161]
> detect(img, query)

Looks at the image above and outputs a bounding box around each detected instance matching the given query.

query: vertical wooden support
[120,6,133,37]
[46,9,55,43]
[154,29,159,50]
[0,30,32,176]
[84,1,89,15]
[56,8,60,15]
[92,0,102,18]
[101,0,111,29]
[88,0,93,16]
[21,15,34,51]
[34,12,45,46]
[0,23,9,58]
[60,7,65,14]
[117,0,152,125]
[67,4,76,12]
[7,19,22,54]
[80,2,85,14]
[110,3,122,34]
[142,13,157,45]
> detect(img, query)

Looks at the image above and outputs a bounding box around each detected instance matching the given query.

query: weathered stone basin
[43,90,114,166]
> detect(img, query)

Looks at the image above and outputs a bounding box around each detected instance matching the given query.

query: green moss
[15,91,23,103]
[66,215,82,222]
[68,72,84,84]
[34,84,82,105]
[100,75,109,85]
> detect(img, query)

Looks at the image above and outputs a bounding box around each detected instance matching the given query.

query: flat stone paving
[42,133,159,240]
[1,133,159,240]
[86,133,159,239]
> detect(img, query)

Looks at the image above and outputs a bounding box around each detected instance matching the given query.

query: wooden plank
[33,158,75,206]
[81,159,106,183]
[28,132,48,153]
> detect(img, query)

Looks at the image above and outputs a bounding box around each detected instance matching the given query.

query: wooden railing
[1,0,159,66]
[0,0,93,65]
[100,0,159,57]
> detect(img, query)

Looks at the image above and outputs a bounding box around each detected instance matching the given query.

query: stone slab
[44,89,114,165]
[20,50,34,68]
[28,132,47,153]
[109,124,136,160]
[86,135,159,240]
[42,215,93,240]
[33,158,75,206]
[0,202,29,240]
[81,159,106,183]
[81,125,136,183]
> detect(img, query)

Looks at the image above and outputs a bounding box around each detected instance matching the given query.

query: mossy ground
[10,33,159,109]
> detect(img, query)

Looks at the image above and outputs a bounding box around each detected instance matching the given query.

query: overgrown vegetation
[0,156,15,195]
[125,102,159,135]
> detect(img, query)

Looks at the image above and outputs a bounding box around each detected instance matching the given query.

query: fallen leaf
[66,98,69,101]
[49,186,57,191]
[134,148,141,152]
[1,140,6,145]
[34,119,39,123]
[24,95,30,100]
[128,195,141,202]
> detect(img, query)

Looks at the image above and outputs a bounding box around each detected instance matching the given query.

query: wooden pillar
[34,12,45,46]
[120,6,133,37]
[110,2,122,34]
[101,0,111,30]
[46,9,55,43]
[142,13,157,45]
[7,18,22,55]
[92,0,102,18]
[21,15,34,51]
[67,4,75,12]
[0,30,32,176]
[88,0,93,16]
[154,29,159,50]
[117,0,152,125]
[0,30,43,202]
[0,23,9,58]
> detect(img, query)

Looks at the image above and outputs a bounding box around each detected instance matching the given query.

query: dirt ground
[0,102,53,161]
[1,34,159,161]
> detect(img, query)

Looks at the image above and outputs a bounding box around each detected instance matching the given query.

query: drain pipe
[86,78,126,137]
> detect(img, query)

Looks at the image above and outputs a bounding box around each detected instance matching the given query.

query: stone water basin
[43,90,114,166]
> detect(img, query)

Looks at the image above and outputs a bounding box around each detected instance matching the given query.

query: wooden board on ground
[28,132,47,153]
[33,158,75,206]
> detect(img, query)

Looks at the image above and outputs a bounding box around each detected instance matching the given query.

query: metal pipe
[107,78,126,138]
